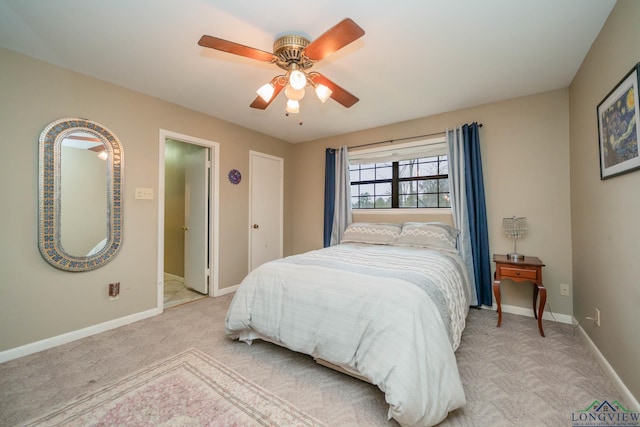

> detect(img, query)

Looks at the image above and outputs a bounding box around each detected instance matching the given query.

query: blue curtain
[323,148,336,248]
[462,123,492,306]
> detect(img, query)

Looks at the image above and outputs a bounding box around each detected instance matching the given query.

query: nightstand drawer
[499,267,537,280]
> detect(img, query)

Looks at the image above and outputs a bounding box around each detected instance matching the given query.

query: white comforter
[225,243,470,427]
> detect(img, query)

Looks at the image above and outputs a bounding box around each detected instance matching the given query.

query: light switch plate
[135,187,154,200]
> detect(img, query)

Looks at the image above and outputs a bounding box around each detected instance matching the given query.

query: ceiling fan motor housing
[273,35,314,70]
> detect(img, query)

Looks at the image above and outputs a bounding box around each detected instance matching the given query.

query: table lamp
[502,216,527,261]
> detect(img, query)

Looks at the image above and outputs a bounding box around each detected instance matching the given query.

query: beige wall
[569,0,640,403]
[352,211,454,226]
[0,47,293,351]
[292,89,573,316]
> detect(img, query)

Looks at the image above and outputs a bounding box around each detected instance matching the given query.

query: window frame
[350,155,451,210]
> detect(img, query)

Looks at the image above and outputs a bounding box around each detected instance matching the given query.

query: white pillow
[395,222,460,253]
[341,222,402,245]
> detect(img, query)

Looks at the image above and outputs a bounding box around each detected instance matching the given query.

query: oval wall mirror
[38,118,124,271]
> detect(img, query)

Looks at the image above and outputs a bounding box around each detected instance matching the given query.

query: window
[350,155,450,209]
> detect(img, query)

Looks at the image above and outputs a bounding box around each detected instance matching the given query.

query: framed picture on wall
[597,62,640,180]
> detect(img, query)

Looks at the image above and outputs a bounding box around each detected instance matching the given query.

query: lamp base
[507,252,524,261]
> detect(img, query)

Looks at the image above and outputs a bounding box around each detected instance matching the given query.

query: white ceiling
[0,0,616,143]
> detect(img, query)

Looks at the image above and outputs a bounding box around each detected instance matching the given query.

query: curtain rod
[349,123,483,150]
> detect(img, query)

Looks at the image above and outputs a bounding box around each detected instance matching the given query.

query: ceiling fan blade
[309,73,359,108]
[250,76,286,109]
[303,18,365,61]
[198,35,274,62]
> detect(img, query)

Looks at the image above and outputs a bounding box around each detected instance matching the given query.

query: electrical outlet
[595,308,600,327]
[560,283,570,297]
[109,282,120,300]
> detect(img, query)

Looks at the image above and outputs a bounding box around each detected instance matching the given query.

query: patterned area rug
[23,348,326,426]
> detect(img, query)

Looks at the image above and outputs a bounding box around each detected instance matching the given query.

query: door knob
[182,225,189,231]
[253,224,259,229]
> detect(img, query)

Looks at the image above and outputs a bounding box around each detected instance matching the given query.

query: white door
[184,147,209,294]
[249,151,283,271]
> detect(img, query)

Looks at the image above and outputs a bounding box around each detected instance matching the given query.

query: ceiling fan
[198,18,365,114]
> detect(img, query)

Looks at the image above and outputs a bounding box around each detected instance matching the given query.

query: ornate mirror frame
[38,118,124,271]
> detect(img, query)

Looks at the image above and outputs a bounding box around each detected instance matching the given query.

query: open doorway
[158,130,220,311]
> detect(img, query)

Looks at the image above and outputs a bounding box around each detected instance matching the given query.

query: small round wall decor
[228,169,242,185]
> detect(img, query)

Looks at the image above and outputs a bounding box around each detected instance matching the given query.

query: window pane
[376,166,392,179]
[439,159,448,175]
[375,182,391,196]
[351,196,360,209]
[418,161,438,176]
[398,180,417,194]
[418,179,438,193]
[439,178,450,192]
[360,183,374,195]
[418,194,437,207]
[374,195,391,208]
[350,169,360,182]
[399,161,420,178]
[356,195,374,208]
[399,194,417,208]
[439,193,451,207]
[360,168,375,181]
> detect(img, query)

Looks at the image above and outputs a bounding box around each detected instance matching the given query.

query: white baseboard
[0,307,161,364]
[484,303,573,324]
[576,323,640,411]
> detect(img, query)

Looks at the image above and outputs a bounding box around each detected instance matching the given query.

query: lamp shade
[502,216,527,238]
[285,99,300,114]
[256,83,275,102]
[285,84,305,101]
[289,70,307,90]
[314,84,332,103]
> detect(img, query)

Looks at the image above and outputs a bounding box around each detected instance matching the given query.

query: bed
[225,222,471,427]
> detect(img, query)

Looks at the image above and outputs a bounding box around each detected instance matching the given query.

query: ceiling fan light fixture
[315,84,332,103]
[285,84,305,101]
[98,151,108,161]
[288,68,307,90]
[199,18,364,111]
[256,82,276,102]
[286,99,300,114]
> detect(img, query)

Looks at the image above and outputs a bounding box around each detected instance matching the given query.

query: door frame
[248,150,284,272]
[158,129,220,312]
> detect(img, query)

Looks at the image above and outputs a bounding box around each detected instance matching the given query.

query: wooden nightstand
[493,254,546,337]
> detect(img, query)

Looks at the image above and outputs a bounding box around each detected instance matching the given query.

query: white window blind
[348,136,446,165]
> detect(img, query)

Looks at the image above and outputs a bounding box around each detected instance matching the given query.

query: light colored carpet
[21,348,325,426]
[0,294,624,427]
